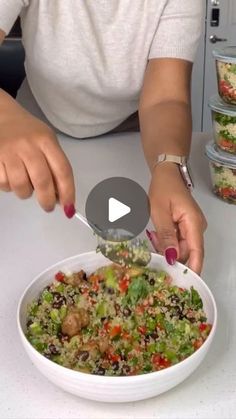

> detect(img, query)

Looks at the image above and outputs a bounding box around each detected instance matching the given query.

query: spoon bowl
[74,211,151,266]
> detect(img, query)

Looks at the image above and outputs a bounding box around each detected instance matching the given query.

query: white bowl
[17,251,217,403]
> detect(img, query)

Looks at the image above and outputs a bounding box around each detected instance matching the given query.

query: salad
[26,265,211,376]
[212,111,236,154]
[216,61,236,104]
[209,162,236,204]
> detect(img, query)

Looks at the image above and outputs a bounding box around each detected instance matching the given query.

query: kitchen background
[1,0,234,133]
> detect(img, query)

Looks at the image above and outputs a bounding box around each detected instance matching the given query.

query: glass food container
[205,140,236,204]
[209,95,236,154]
[213,46,236,105]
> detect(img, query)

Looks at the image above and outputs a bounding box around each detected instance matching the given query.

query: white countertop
[1,131,235,419]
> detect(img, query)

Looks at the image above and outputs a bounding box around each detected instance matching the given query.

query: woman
[0,0,206,273]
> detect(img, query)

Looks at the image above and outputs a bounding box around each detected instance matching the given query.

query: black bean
[82,272,87,281]
[143,273,149,280]
[52,292,66,309]
[57,332,69,343]
[123,307,131,317]
[170,295,180,304]
[101,317,107,322]
[149,278,155,286]
[77,350,89,362]
[26,319,33,328]
[150,332,159,340]
[107,287,115,295]
[95,366,105,376]
[112,361,120,371]
[48,344,60,355]
[144,335,151,343]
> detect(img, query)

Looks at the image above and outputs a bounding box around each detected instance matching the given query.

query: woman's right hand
[0,89,75,216]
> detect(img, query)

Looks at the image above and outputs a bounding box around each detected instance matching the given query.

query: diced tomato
[110,324,122,338]
[199,323,208,332]
[220,138,234,150]
[152,354,171,369]
[159,357,171,369]
[103,321,110,332]
[55,271,65,282]
[135,304,145,315]
[122,331,131,340]
[108,353,120,362]
[220,187,235,198]
[219,80,231,94]
[138,325,147,335]
[193,338,203,350]
[152,353,161,365]
[92,281,99,292]
[119,277,129,293]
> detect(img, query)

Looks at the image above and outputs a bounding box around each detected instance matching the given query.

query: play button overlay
[108,198,131,222]
[85,177,150,241]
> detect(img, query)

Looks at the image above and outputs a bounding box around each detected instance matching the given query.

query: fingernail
[165,248,177,265]
[146,229,157,250]
[64,204,75,219]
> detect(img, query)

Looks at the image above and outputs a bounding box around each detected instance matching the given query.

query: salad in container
[205,140,236,204]
[213,46,236,105]
[209,95,236,154]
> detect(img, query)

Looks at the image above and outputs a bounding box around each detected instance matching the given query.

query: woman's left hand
[147,163,207,275]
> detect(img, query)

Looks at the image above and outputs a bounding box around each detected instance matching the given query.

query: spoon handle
[74,212,93,230]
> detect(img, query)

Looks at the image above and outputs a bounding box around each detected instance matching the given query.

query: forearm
[139,100,192,170]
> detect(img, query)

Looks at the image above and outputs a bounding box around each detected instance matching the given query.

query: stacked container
[206,46,236,204]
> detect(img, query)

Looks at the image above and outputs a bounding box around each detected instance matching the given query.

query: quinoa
[26,265,212,376]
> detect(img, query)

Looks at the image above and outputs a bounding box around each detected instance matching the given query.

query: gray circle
[85,177,150,241]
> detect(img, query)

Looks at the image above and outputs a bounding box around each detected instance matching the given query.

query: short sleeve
[0,0,28,35]
[149,0,204,62]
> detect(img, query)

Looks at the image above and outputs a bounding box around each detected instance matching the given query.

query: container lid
[205,140,236,168]
[208,95,236,116]
[213,46,236,63]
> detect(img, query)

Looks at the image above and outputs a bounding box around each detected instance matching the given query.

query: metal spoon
[74,211,151,267]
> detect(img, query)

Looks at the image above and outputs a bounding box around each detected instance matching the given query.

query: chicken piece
[71,270,87,287]
[78,340,99,361]
[61,307,89,337]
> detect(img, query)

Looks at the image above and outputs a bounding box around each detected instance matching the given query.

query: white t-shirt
[0,0,203,138]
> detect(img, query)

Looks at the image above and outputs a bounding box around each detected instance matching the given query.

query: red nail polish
[64,204,75,219]
[165,248,177,265]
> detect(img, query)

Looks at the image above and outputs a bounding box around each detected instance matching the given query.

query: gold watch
[154,154,194,190]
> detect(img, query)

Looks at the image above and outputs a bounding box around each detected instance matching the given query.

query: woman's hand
[148,163,207,275]
[0,90,75,216]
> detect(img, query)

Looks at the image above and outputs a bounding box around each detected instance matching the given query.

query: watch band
[153,154,194,190]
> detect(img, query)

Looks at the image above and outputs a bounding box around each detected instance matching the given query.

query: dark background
[0,17,26,97]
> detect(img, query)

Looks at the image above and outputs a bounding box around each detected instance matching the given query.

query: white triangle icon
[108,197,131,223]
